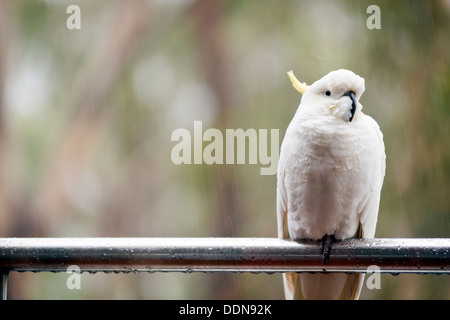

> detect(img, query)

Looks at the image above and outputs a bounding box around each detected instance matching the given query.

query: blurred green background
[0,0,449,299]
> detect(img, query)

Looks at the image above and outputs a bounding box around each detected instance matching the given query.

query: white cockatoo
[277,69,386,299]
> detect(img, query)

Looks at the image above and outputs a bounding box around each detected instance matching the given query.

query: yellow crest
[287,70,309,94]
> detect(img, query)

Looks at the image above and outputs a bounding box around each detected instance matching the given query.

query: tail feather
[283,272,365,300]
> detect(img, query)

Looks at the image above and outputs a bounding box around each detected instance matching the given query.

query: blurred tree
[189,0,241,299]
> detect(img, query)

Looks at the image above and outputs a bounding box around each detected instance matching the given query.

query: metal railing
[1,237,449,299]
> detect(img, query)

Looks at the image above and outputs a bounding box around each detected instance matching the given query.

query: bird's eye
[325,91,331,96]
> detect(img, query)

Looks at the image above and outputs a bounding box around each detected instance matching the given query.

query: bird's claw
[320,234,337,265]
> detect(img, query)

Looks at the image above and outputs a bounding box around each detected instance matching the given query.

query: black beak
[344,91,356,122]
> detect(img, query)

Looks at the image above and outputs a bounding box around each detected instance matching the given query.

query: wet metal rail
[0,237,449,299]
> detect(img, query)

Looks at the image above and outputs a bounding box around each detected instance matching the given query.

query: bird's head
[289,69,365,123]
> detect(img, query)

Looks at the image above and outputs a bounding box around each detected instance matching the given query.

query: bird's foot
[320,234,337,265]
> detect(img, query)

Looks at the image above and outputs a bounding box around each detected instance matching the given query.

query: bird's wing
[342,116,386,299]
[276,143,301,299]
[276,169,288,240]
[360,116,386,239]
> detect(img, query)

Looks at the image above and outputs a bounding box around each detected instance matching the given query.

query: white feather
[277,69,386,299]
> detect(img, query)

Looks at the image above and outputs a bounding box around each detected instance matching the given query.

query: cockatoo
[277,69,386,299]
